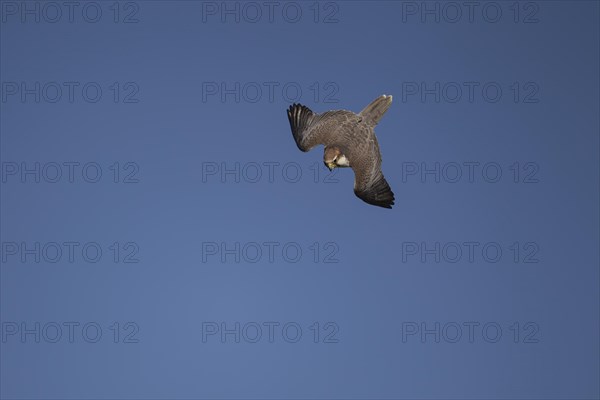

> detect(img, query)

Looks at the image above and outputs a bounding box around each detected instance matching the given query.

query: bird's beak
[326,162,336,171]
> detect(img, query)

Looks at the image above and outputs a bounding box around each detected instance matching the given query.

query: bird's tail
[359,95,392,126]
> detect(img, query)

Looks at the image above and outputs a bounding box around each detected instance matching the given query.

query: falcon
[286,95,395,208]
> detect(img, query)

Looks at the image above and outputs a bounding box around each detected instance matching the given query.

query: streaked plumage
[286,95,395,209]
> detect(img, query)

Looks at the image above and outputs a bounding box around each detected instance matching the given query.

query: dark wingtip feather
[355,177,395,209]
[286,103,315,152]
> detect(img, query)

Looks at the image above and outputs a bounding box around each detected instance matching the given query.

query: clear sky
[1,1,599,398]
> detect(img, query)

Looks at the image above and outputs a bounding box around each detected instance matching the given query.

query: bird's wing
[287,104,356,152]
[354,171,395,209]
[351,132,395,209]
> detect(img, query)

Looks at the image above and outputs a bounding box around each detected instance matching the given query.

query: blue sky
[1,1,599,398]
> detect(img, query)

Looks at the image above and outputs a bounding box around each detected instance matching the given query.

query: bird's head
[323,146,349,171]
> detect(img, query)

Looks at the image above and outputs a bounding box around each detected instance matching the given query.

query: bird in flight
[286,95,395,208]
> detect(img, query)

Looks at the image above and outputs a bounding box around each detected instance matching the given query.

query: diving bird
[286,95,395,209]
